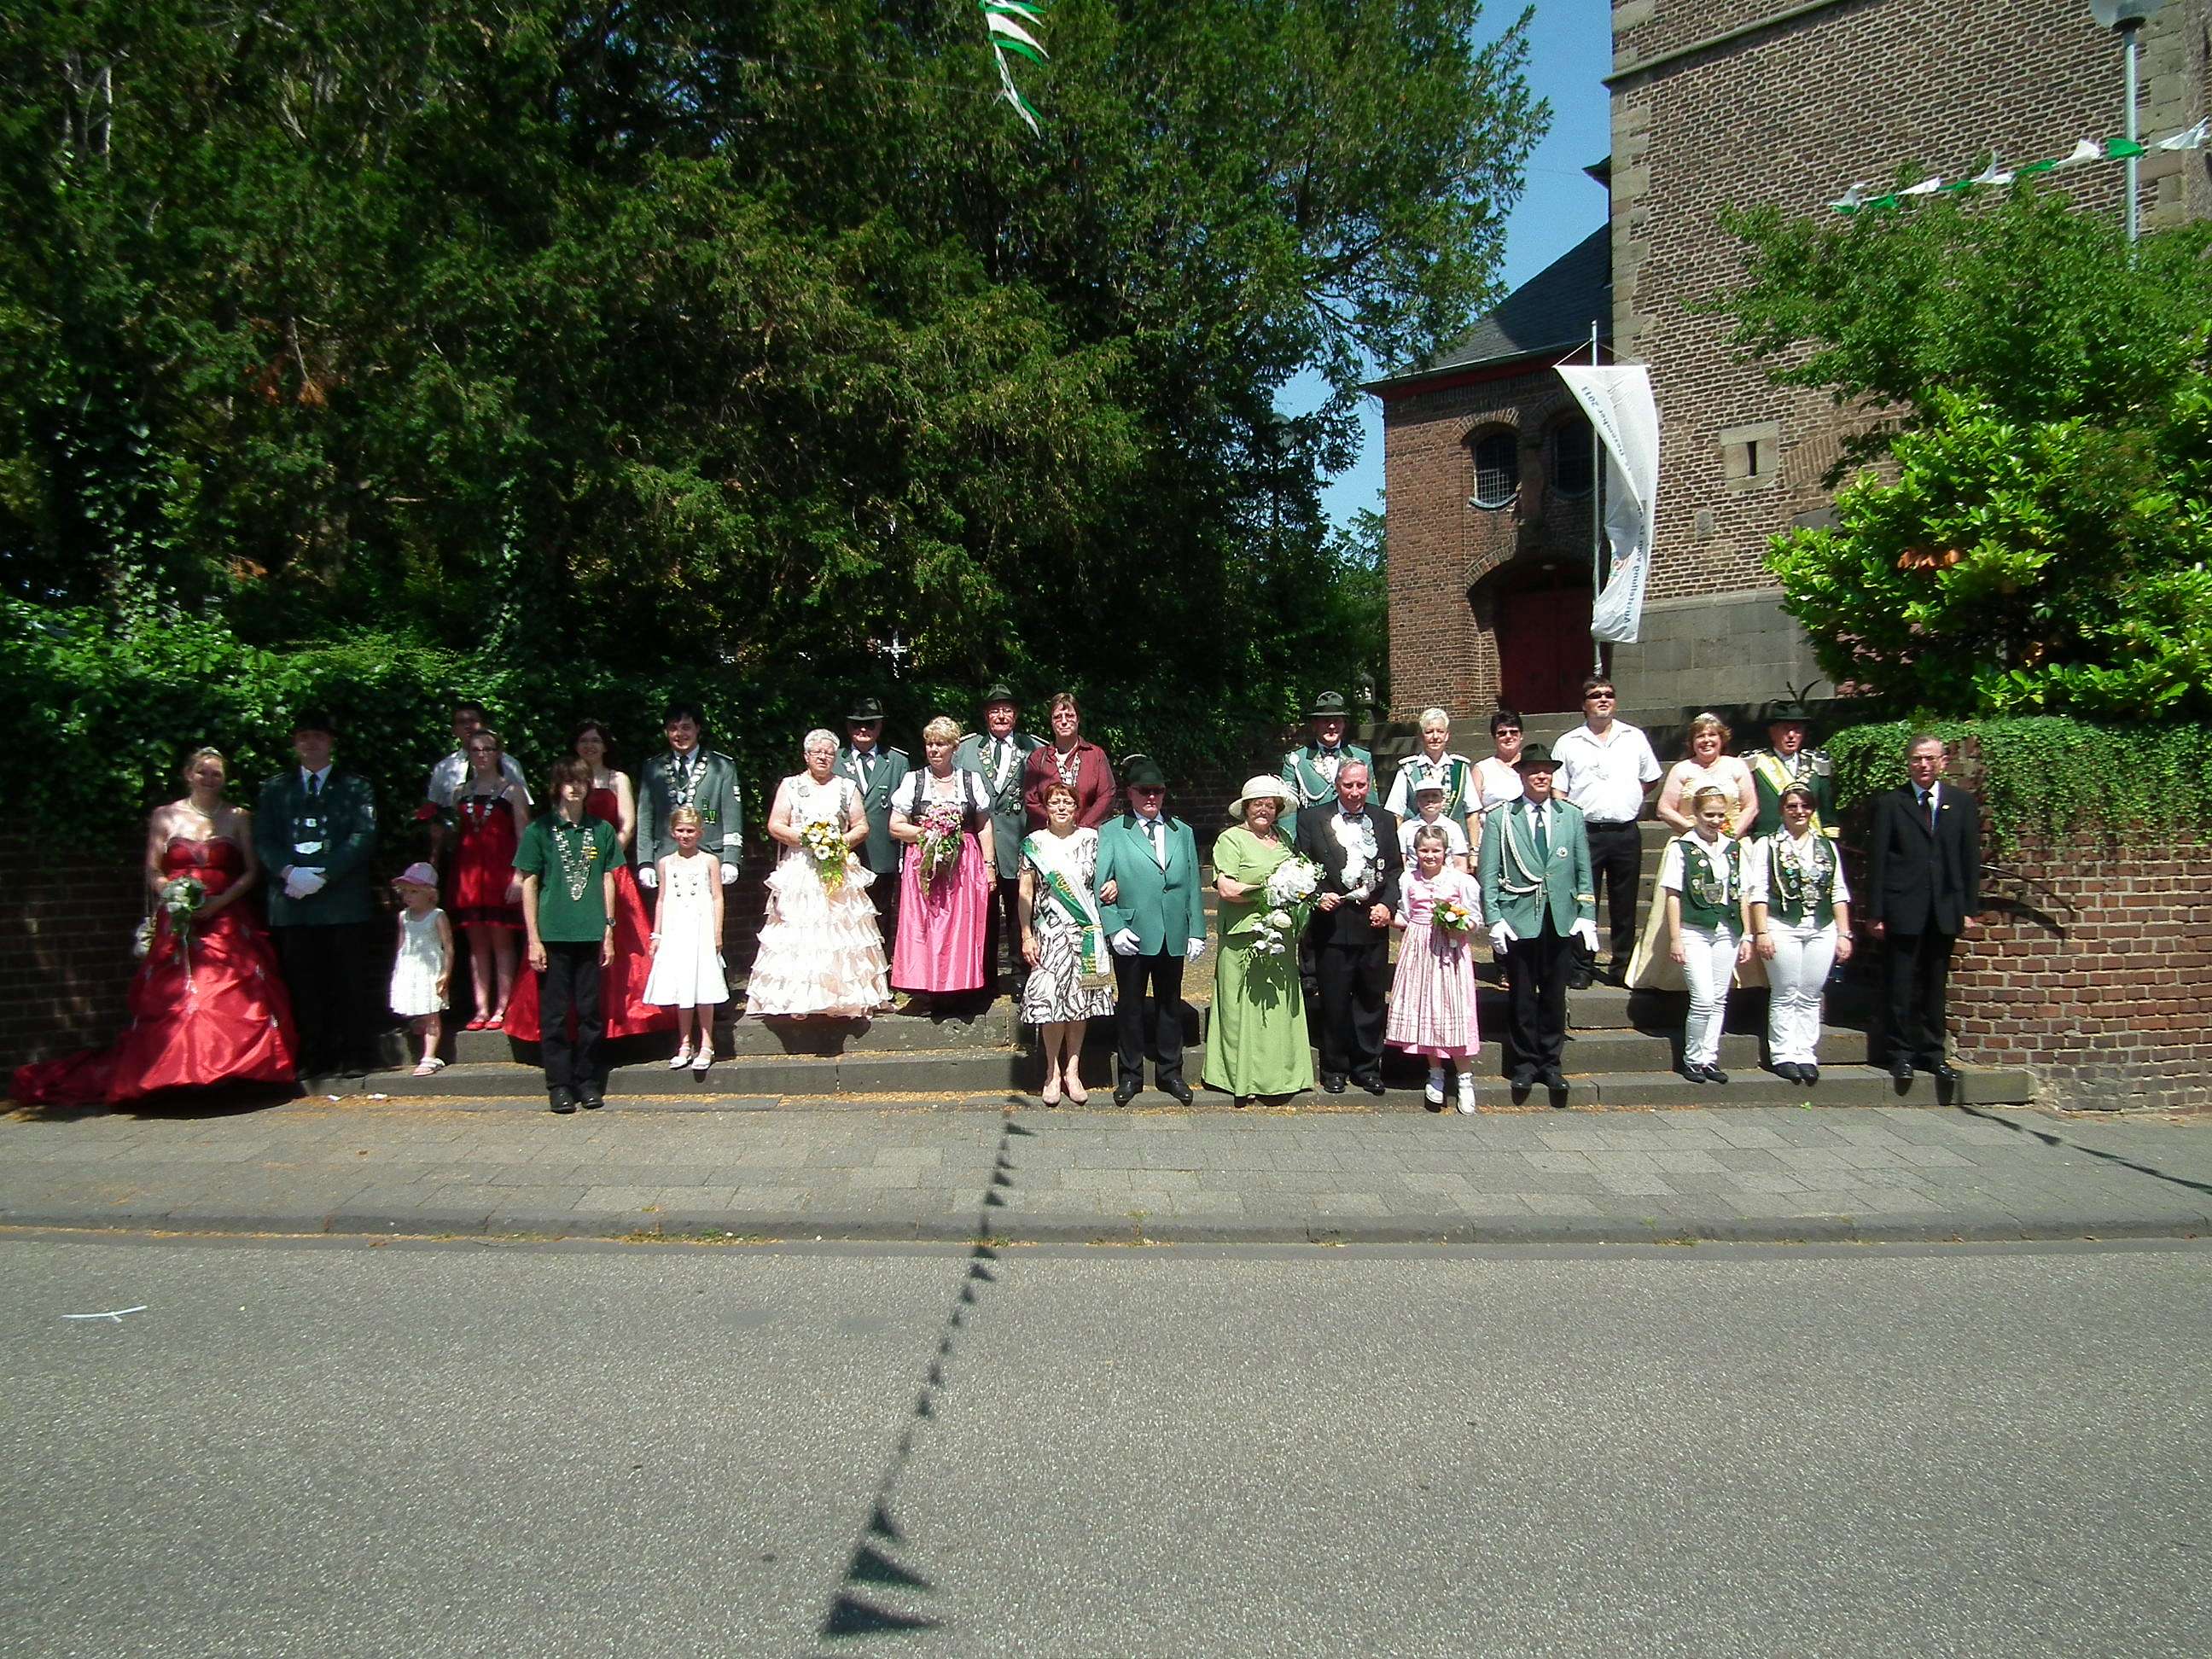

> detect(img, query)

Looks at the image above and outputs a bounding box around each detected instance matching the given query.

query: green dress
[1203,826,1314,1098]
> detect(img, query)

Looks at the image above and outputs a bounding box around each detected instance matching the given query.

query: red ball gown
[504,786,672,1041]
[11,837,300,1106]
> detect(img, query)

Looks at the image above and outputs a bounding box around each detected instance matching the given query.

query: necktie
[306,771,321,800]
[1532,806,1548,861]
[1921,788,1936,833]
[1144,817,1164,868]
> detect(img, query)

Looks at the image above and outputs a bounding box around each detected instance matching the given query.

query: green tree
[1708,185,2212,717]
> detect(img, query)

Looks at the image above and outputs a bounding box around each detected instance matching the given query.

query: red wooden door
[1497,585,1595,714]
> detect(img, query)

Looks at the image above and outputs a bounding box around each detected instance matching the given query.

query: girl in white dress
[747,730,892,1019]
[644,807,731,1073]
[387,863,454,1077]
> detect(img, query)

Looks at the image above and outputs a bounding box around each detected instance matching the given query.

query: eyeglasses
[1585,691,1616,702]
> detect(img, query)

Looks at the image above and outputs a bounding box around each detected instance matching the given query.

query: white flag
[1557,364,1660,645]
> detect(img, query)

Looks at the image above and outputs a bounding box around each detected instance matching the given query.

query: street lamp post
[2091,0,2170,242]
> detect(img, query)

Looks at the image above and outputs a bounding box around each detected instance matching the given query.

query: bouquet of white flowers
[1249,856,1324,957]
[160,876,205,960]
[800,818,849,890]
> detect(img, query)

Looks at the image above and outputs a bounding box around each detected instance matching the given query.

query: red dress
[504,786,673,1041]
[448,787,523,930]
[11,837,299,1106]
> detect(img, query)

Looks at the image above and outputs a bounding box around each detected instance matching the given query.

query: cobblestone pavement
[4,1094,2207,1244]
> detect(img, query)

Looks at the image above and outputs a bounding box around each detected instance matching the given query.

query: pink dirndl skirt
[1385,918,1481,1057]
[891,832,988,993]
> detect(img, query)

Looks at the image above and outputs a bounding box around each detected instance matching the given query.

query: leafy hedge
[3,602,1286,859]
[1825,717,2212,855]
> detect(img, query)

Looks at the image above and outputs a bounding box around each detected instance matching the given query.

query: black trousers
[868,858,901,952]
[1583,821,1643,961]
[1883,929,1959,1067]
[538,940,605,1095]
[1314,933,1391,1082]
[981,873,1024,990]
[274,919,379,1076]
[1111,950,1186,1086]
[1502,917,1572,1077]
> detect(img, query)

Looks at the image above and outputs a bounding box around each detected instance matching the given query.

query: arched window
[1468,430,1519,509]
[1551,416,1594,498]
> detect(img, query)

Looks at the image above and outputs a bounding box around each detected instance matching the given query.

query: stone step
[357,1061,2037,1112]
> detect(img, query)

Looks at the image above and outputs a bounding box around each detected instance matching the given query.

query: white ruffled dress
[745,773,893,1018]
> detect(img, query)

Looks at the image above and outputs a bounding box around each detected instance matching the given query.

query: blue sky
[1292,0,1615,532]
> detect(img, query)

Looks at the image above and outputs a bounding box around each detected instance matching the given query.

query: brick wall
[1610,0,2209,605]
[1951,834,2212,1114]
[0,835,148,1073]
[1380,365,1601,717]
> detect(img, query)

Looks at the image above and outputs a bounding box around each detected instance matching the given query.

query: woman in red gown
[505,720,672,1043]
[445,728,530,1028]
[12,748,298,1106]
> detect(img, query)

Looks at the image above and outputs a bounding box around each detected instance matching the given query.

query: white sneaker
[1423,1068,1447,1106]
[668,1045,693,1070]
[1455,1074,1477,1115]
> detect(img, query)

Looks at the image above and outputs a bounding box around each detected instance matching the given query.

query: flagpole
[1589,321,1604,678]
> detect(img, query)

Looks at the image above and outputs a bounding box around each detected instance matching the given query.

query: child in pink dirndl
[1387,823,1485,1114]
[888,731,995,1010]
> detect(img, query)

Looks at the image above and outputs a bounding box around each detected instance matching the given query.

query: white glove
[1109,928,1141,957]
[1488,921,1516,956]
[719,864,739,886]
[286,868,326,900]
[1570,919,1598,952]
[1185,937,1207,962]
[637,866,658,890]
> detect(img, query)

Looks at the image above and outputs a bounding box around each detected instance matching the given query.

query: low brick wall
[1953,834,2212,1115]
[0,835,148,1073]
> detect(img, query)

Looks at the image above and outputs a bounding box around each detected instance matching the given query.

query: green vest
[1674,836,1739,930]
[1762,832,1839,928]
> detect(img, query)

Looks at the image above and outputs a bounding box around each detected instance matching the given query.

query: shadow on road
[816,1112,1035,1643]
[1959,1103,2212,1198]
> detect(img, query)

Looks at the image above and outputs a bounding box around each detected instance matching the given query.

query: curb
[3,1203,2202,1249]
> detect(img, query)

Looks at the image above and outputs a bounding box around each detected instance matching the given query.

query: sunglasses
[1585,691,1616,701]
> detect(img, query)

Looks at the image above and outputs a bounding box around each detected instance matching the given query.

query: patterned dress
[1017,828,1117,1025]
[1384,870,1482,1058]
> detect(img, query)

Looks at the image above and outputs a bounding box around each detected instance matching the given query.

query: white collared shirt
[1554,723,1662,824]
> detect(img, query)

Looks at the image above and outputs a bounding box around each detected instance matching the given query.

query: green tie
[1532,806,1548,862]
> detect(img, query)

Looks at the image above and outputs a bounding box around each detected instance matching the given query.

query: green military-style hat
[1307,691,1349,720]
[1121,753,1167,790]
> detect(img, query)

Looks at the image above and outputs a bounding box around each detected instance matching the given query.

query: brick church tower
[1375,0,2211,719]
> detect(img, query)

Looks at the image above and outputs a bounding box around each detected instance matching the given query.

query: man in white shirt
[422,700,530,862]
[1552,678,1662,983]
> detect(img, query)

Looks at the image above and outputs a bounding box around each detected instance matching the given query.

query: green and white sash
[1025,832,1112,988]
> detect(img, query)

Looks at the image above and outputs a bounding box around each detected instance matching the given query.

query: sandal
[464,1015,489,1031]
[667,1044,694,1070]
[411,1057,446,1078]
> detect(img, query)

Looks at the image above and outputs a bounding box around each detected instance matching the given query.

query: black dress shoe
[1802,1064,1819,1085]
[1321,1074,1348,1094]
[1889,1058,1915,1085]
[1539,1067,1569,1092]
[1508,1068,1536,1091]
[1929,1061,1960,1084]
[1161,1079,1194,1106]
[1771,1062,1802,1084]
[1113,1080,1140,1107]
[578,1089,606,1111]
[548,1087,577,1115]
[1354,1074,1387,1097]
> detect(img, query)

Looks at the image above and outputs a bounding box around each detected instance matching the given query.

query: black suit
[1865,781,1982,1067]
[1292,806,1405,1086]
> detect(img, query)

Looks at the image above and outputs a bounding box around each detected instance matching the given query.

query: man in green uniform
[1278,691,1373,837]
[636,699,745,887]
[835,696,909,949]
[253,709,381,1081]
[1743,698,1837,839]
[954,684,1043,998]
[1477,743,1597,1100]
[516,758,620,1114]
[1096,755,1208,1106]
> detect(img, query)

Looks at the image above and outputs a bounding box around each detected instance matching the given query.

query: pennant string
[981,0,1047,134]
[1831,122,2209,212]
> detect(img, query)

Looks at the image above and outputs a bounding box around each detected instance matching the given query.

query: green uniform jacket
[1743,748,1837,840]
[1278,740,1372,835]
[1095,813,1208,957]
[953,730,1044,880]
[835,744,910,876]
[636,748,745,874]
[1477,796,1596,939]
[253,767,380,928]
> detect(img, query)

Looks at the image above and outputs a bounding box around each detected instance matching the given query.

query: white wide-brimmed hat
[1226,775,1296,819]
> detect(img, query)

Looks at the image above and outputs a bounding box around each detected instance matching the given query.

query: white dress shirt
[1554,723,1662,824]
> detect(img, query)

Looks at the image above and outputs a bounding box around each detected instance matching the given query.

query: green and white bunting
[981,1,1047,134]
[1831,119,2209,213]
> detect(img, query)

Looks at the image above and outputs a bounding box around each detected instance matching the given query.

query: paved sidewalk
[3,1097,2206,1245]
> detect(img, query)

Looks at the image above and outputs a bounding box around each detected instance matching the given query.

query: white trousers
[1679,923,1738,1068]
[1765,919,1837,1066]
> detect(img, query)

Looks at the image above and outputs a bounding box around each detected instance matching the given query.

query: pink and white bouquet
[917,800,966,885]
[1431,895,1476,938]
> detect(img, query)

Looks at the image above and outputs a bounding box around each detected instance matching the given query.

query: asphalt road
[4,1236,2206,1657]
